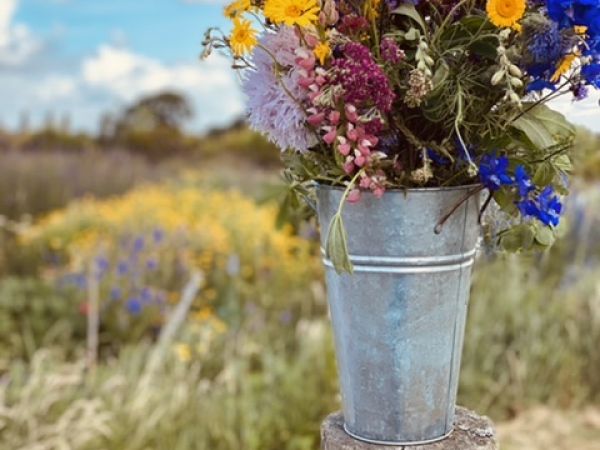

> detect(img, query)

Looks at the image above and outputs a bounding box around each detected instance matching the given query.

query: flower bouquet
[202,0,598,444]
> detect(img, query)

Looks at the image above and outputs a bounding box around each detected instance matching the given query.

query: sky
[0,0,599,134]
[0,0,242,133]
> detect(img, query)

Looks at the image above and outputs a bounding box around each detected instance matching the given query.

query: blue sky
[0,0,243,133]
[1,0,599,134]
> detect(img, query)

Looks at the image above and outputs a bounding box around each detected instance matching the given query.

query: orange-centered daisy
[486,0,526,28]
[264,0,320,28]
[224,0,252,19]
[229,18,257,57]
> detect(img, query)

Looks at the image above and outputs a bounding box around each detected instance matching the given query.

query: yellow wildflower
[194,307,215,322]
[486,0,526,29]
[314,42,332,65]
[224,0,252,18]
[364,0,382,21]
[263,0,320,28]
[551,54,577,83]
[174,344,192,363]
[575,25,588,35]
[229,17,257,57]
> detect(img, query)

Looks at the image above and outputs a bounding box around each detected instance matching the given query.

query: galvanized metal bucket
[317,184,481,446]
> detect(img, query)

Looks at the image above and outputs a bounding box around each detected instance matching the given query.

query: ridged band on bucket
[321,249,478,274]
[317,184,481,445]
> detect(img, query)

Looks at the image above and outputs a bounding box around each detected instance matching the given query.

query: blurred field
[498,407,600,450]
[1,96,600,449]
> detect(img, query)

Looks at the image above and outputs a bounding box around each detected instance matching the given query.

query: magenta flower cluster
[381,37,405,64]
[331,43,396,113]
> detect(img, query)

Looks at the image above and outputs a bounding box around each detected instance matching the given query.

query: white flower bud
[491,70,505,86]
[508,64,523,78]
[511,77,523,88]
[509,91,521,104]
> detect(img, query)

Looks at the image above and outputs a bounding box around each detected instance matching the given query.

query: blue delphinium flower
[515,165,535,197]
[482,161,564,228]
[526,79,558,93]
[427,148,451,166]
[537,186,563,226]
[479,155,513,191]
[519,186,563,227]
[581,63,600,87]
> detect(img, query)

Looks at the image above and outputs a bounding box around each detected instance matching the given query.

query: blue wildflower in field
[126,298,143,315]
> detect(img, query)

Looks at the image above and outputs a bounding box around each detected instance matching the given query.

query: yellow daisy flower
[263,0,320,28]
[229,17,258,57]
[314,42,332,65]
[551,54,577,83]
[224,0,252,19]
[486,0,526,29]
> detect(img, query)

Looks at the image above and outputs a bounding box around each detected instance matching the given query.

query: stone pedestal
[321,407,498,450]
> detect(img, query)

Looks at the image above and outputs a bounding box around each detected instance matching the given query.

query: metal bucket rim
[316,182,483,194]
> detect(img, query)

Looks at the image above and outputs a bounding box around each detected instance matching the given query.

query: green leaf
[403,27,421,41]
[494,188,518,215]
[324,214,353,274]
[431,61,450,91]
[533,162,555,186]
[554,220,568,239]
[512,104,576,150]
[392,4,427,34]
[534,224,556,247]
[553,154,574,173]
[500,224,535,252]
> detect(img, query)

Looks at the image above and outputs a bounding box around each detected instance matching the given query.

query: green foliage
[0,150,174,221]
[198,122,281,167]
[324,213,353,274]
[20,128,96,152]
[0,321,339,450]
[461,255,600,418]
[573,126,600,181]
[511,104,576,151]
[0,278,84,371]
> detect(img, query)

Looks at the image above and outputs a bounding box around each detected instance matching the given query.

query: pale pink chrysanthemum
[242,27,317,152]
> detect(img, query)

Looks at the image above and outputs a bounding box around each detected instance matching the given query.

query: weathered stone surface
[321,407,498,450]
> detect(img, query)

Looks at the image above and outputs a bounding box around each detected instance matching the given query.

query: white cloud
[550,91,600,132]
[0,0,40,66]
[35,76,78,102]
[81,45,244,130]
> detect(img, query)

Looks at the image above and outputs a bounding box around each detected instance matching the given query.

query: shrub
[0,278,84,372]
[17,185,323,353]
